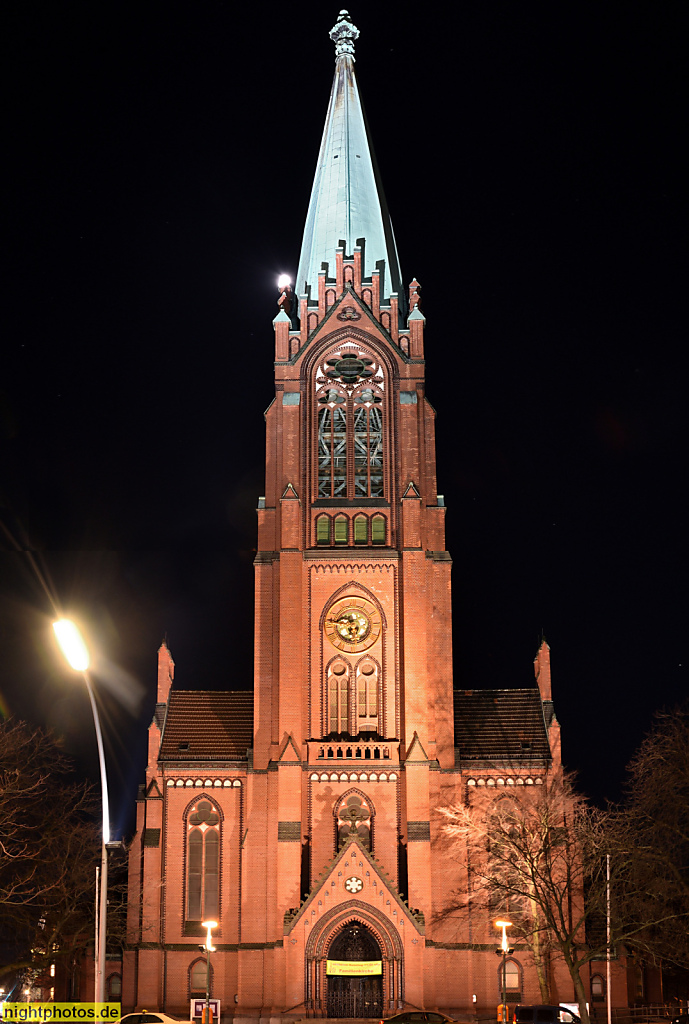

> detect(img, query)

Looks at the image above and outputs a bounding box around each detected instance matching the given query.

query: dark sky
[2,2,685,835]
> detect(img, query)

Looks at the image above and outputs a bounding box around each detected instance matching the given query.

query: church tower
[246,11,452,1009]
[125,12,567,1022]
[254,0,452,835]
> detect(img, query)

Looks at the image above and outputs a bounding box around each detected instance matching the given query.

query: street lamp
[201,921,217,1024]
[52,619,110,1004]
[495,919,513,1024]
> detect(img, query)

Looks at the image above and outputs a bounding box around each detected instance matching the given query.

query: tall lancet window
[353,388,383,497]
[186,799,220,924]
[318,390,347,498]
[327,659,351,734]
[315,351,385,500]
[355,658,379,730]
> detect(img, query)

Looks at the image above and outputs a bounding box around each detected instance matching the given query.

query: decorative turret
[295,10,403,310]
[534,638,552,701]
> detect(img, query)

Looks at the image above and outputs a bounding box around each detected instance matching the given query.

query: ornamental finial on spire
[329,10,359,60]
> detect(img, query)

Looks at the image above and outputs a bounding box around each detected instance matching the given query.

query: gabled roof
[158,690,253,762]
[295,11,403,305]
[453,688,551,763]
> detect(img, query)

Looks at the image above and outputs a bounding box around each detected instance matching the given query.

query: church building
[124,11,578,1020]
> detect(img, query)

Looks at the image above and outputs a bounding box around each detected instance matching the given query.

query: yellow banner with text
[326,960,382,976]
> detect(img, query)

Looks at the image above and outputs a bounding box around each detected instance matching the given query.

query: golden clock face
[325,596,381,652]
[334,610,370,644]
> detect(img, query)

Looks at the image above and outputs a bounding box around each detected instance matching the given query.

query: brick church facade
[123,11,602,1021]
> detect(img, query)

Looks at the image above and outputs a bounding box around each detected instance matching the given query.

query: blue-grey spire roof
[295,11,403,305]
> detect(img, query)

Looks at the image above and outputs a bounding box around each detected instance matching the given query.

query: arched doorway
[326,922,383,1018]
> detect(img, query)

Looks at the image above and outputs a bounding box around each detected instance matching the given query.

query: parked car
[118,1014,194,1024]
[514,1006,581,1024]
[378,1013,457,1024]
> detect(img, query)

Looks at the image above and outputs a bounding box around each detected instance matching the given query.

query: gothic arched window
[371,515,386,544]
[497,958,521,998]
[353,389,383,497]
[487,797,524,918]
[355,658,379,730]
[327,659,351,734]
[316,514,332,544]
[591,974,605,1002]
[334,515,349,544]
[106,974,121,1002]
[190,958,210,997]
[186,799,220,924]
[315,350,385,500]
[335,791,373,852]
[317,390,347,498]
[354,515,368,543]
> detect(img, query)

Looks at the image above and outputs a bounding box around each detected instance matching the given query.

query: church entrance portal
[326,923,383,1018]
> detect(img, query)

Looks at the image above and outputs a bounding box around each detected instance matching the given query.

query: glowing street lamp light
[52,619,110,1003]
[495,919,513,1024]
[201,920,218,1024]
[52,619,90,671]
[277,274,291,289]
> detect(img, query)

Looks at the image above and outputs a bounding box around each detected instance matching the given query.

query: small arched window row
[166,778,242,787]
[466,776,544,788]
[316,513,386,547]
[310,771,398,782]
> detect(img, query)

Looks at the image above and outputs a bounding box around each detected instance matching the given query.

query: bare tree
[0,719,101,982]
[610,705,689,968]
[437,770,612,1024]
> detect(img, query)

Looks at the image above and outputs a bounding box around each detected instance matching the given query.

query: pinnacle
[330,10,359,60]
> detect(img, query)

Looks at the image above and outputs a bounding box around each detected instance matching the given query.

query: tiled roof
[453,688,551,763]
[158,690,253,762]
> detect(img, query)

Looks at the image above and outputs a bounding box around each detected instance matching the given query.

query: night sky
[2,2,685,837]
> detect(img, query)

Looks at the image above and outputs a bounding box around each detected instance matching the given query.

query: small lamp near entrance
[201,920,217,1024]
[495,919,514,1024]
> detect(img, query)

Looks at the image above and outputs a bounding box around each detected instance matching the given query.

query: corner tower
[252,7,454,940]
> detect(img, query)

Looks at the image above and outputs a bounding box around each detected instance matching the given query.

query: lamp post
[201,921,217,1024]
[52,619,109,1004]
[495,919,513,1024]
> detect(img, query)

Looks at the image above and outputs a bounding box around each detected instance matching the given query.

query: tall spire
[295,11,403,307]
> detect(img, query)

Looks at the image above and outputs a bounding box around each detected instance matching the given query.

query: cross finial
[329,10,360,60]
